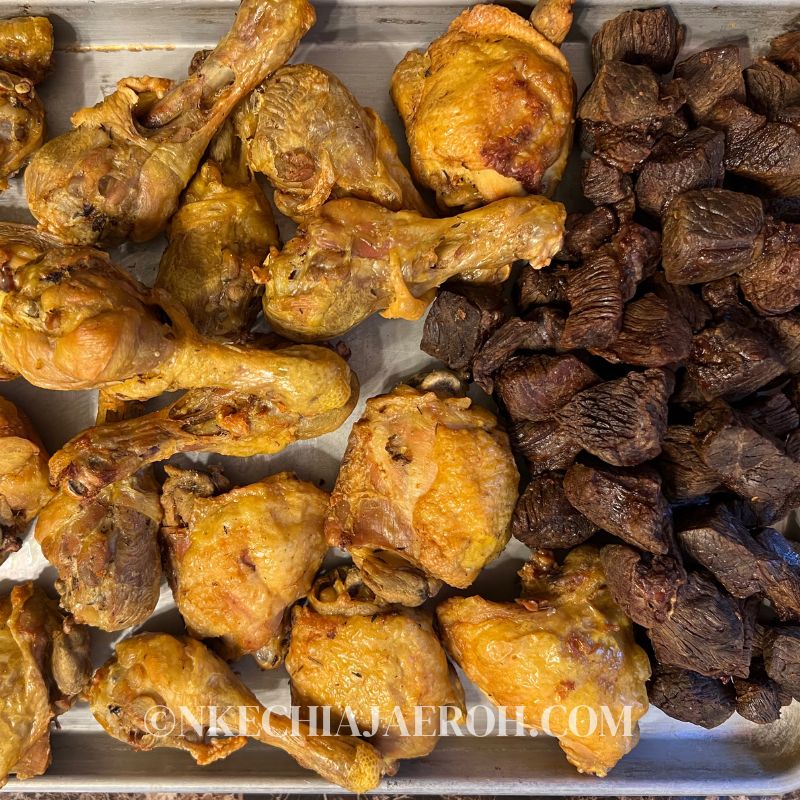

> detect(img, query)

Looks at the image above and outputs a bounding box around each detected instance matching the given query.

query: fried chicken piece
[0,394,51,563]
[154,123,279,338]
[391,2,575,209]
[287,566,465,762]
[88,632,388,792]
[161,466,328,668]
[25,0,314,247]
[258,195,565,340]
[0,17,53,84]
[326,381,519,606]
[437,547,651,777]
[0,71,44,190]
[0,583,91,787]
[0,242,354,410]
[237,64,428,220]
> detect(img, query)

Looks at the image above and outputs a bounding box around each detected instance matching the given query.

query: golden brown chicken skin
[0,17,53,84]
[0,71,44,190]
[88,632,388,792]
[391,2,575,210]
[0,394,51,563]
[25,0,314,247]
[258,195,565,341]
[437,547,651,777]
[160,466,328,668]
[326,383,519,606]
[287,566,465,762]
[236,64,429,221]
[0,583,91,787]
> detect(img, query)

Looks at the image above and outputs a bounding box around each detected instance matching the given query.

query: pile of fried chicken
[0,0,657,791]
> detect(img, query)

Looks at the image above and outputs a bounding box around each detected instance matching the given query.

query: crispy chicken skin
[88,632,388,792]
[237,64,429,221]
[287,566,465,762]
[437,547,651,777]
[0,71,44,191]
[258,195,565,341]
[25,0,314,247]
[0,583,91,787]
[0,17,53,84]
[0,395,52,563]
[326,383,519,606]
[160,466,328,668]
[391,2,575,210]
[155,123,279,338]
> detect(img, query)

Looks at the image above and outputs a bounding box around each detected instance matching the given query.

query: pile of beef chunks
[421,8,800,730]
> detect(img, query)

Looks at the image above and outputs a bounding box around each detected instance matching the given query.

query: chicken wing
[25,0,314,247]
[155,122,279,338]
[236,64,429,221]
[257,195,565,340]
[0,583,91,787]
[437,547,651,777]
[0,395,51,564]
[88,632,387,792]
[391,1,575,210]
[326,381,519,606]
[287,566,465,762]
[161,465,328,668]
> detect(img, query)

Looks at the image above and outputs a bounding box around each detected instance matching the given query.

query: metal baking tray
[2,0,800,793]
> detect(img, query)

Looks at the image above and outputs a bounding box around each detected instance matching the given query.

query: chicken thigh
[326,381,519,606]
[88,632,387,792]
[0,583,91,787]
[258,195,565,340]
[437,547,651,777]
[391,1,575,210]
[160,466,328,668]
[25,0,314,246]
[287,566,465,762]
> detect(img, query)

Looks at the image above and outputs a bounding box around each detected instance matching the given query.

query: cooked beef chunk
[561,206,618,260]
[745,59,800,120]
[658,425,721,501]
[578,61,685,171]
[592,293,693,367]
[700,277,753,326]
[472,310,566,394]
[760,312,800,373]
[496,354,599,423]
[420,283,505,372]
[734,663,787,724]
[673,46,746,123]
[758,527,800,567]
[635,128,725,217]
[686,322,785,401]
[764,626,800,696]
[564,461,670,553]
[613,222,661,295]
[739,220,800,315]
[662,189,765,285]
[741,392,799,438]
[601,544,686,627]
[649,274,712,332]
[649,665,736,728]
[558,369,673,466]
[726,122,800,197]
[787,429,800,461]
[769,31,800,76]
[511,473,597,549]
[510,418,581,475]
[581,156,633,206]
[648,571,754,678]
[517,263,570,309]
[704,97,767,149]
[591,7,684,74]
[755,528,800,621]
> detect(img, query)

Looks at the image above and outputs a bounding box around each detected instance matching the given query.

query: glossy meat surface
[0,71,44,190]
[0,17,53,83]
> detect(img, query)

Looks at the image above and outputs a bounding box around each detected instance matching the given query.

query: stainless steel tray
[2,0,800,794]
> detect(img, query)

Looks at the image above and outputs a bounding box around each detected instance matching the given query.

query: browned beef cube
[561,206,617,260]
[704,97,767,149]
[657,425,720,501]
[726,122,800,197]
[509,418,581,475]
[673,46,746,122]
[739,220,800,316]
[770,31,800,76]
[734,663,789,724]
[760,312,800,373]
[649,274,712,332]
[744,59,800,121]
[517,263,570,309]
[741,391,799,439]
[764,626,800,696]
[581,156,633,206]
[649,666,736,728]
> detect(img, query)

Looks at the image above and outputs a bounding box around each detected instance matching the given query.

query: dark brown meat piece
[760,312,800,373]
[755,528,800,622]
[741,392,799,439]
[495,354,598,423]
[726,122,800,197]
[648,571,754,678]
[420,283,505,372]
[580,157,633,206]
[657,425,720,501]
[662,189,765,285]
[613,222,661,295]
[471,310,566,394]
[601,544,686,627]
[700,276,754,327]
[765,196,800,223]
[509,418,581,476]
[673,46,746,123]
[769,31,800,76]
[591,7,684,74]
[558,368,673,467]
[591,293,693,367]
[744,59,800,121]
[763,626,800,697]
[560,207,617,260]
[564,462,670,553]
[635,128,725,217]
[704,97,767,150]
[649,665,736,729]
[734,664,787,724]
[649,274,712,332]
[511,473,597,550]
[517,263,570,309]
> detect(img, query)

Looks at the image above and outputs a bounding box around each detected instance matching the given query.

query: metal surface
[1,0,800,793]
